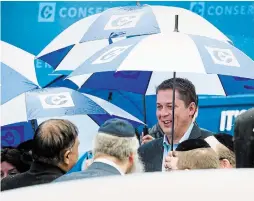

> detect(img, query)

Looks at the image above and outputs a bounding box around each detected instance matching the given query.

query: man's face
[156,89,195,139]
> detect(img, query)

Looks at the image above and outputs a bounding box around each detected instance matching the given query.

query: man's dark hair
[156,78,198,107]
[1,147,31,173]
[32,119,78,165]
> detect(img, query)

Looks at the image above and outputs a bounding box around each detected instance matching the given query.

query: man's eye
[8,171,18,176]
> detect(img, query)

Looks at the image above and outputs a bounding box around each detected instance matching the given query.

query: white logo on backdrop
[92,45,133,64]
[38,2,109,22]
[39,92,75,109]
[38,2,56,22]
[104,12,144,30]
[190,2,206,16]
[205,46,240,67]
[190,1,254,16]
[220,109,247,131]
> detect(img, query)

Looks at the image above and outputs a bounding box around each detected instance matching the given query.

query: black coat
[1,162,65,191]
[138,124,214,172]
[54,162,122,183]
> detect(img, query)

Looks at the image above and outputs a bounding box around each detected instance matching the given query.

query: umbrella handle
[171,72,176,151]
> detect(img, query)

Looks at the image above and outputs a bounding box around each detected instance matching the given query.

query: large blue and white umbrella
[37,5,231,74]
[0,41,41,104]
[68,32,254,80]
[66,31,254,139]
[61,71,254,96]
[0,87,144,127]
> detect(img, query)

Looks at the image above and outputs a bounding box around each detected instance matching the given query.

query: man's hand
[141,133,154,145]
[164,151,179,171]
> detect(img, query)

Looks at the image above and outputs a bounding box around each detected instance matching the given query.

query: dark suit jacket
[53,162,122,183]
[138,124,214,172]
[1,161,65,191]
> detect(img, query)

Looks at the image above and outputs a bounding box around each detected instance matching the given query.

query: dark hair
[32,119,78,165]
[156,78,198,107]
[214,133,234,152]
[176,139,211,152]
[17,140,33,152]
[1,147,31,173]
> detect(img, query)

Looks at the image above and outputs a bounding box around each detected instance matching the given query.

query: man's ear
[128,153,134,164]
[63,150,71,165]
[220,159,232,168]
[189,102,196,117]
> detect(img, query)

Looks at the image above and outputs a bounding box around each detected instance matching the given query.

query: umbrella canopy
[0,41,40,104]
[64,71,254,96]
[0,87,144,127]
[68,32,254,79]
[37,5,231,74]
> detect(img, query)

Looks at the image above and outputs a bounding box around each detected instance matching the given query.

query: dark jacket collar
[188,122,202,139]
[30,161,66,175]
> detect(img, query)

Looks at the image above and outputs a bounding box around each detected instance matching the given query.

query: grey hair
[92,132,140,162]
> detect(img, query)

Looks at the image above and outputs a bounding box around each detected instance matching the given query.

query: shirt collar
[93,158,125,176]
[163,122,194,146]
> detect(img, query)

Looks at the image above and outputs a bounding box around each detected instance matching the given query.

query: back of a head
[177,148,220,170]
[32,119,78,165]
[156,78,198,107]
[1,147,30,173]
[234,108,254,168]
[214,133,234,152]
[214,133,235,168]
[176,139,211,152]
[93,118,139,162]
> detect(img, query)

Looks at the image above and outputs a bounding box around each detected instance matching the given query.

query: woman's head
[1,147,31,179]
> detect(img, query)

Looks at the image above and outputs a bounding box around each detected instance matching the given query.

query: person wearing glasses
[1,119,80,191]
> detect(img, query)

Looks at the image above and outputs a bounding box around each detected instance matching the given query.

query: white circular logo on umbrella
[205,46,240,67]
[104,12,144,30]
[39,92,75,109]
[92,45,133,64]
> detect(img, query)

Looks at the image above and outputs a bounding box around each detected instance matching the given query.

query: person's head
[1,147,30,179]
[156,78,197,142]
[177,148,220,170]
[234,108,254,168]
[176,139,211,152]
[93,118,144,174]
[214,133,235,168]
[32,119,80,172]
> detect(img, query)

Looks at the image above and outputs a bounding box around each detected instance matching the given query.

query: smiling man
[138,78,214,172]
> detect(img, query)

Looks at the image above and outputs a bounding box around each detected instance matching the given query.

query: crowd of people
[1,78,253,191]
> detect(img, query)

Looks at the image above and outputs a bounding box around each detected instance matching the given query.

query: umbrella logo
[205,46,240,67]
[38,2,56,22]
[92,45,133,64]
[39,92,75,109]
[1,126,24,147]
[104,12,144,30]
